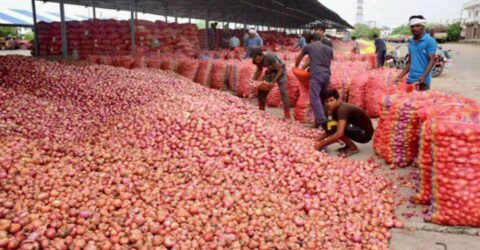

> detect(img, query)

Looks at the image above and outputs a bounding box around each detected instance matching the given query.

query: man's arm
[258,37,264,47]
[395,57,411,82]
[270,62,284,84]
[315,119,347,149]
[418,54,436,83]
[253,64,263,80]
[302,58,310,70]
[295,52,305,68]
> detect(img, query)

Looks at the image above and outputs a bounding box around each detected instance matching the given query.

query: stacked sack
[266,71,300,108]
[34,19,200,58]
[425,106,480,227]
[210,61,230,90]
[373,91,474,168]
[364,68,401,118]
[413,103,478,206]
[195,60,213,87]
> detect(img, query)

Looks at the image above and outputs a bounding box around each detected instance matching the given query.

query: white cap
[248,28,256,34]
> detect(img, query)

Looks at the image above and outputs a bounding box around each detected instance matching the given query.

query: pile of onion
[0,55,399,249]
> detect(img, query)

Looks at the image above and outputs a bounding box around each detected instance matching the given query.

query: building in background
[463,0,480,40]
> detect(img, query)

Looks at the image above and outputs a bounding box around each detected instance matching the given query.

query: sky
[320,0,471,27]
[0,0,474,28]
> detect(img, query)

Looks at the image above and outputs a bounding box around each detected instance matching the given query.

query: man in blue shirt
[295,34,307,50]
[374,34,387,68]
[395,15,437,91]
[244,29,263,58]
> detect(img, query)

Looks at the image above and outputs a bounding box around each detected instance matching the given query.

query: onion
[0,55,400,249]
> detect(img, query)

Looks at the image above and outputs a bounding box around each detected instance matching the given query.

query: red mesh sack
[194,60,213,87]
[132,56,146,69]
[266,85,282,107]
[117,56,135,69]
[349,71,370,109]
[412,103,479,205]
[364,69,400,118]
[266,71,300,108]
[228,63,240,92]
[160,58,178,72]
[286,71,300,107]
[236,63,257,98]
[372,94,407,160]
[425,110,480,227]
[177,58,199,80]
[146,57,163,69]
[292,68,313,123]
[210,61,229,90]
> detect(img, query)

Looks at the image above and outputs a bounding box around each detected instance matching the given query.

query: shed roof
[40,0,351,28]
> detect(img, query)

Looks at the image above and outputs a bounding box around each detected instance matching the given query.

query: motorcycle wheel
[432,64,444,78]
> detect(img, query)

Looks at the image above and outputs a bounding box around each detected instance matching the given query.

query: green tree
[391,25,411,36]
[351,24,380,40]
[24,32,34,41]
[447,22,461,42]
[0,27,19,37]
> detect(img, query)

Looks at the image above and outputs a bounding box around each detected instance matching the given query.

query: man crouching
[315,89,374,157]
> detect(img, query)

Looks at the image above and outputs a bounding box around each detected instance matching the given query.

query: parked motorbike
[385,46,408,69]
[432,46,452,78]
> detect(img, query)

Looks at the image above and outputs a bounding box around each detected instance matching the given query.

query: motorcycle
[385,46,408,69]
[432,46,452,78]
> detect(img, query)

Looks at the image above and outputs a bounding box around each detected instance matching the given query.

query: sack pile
[364,68,401,118]
[266,71,300,108]
[373,91,475,168]
[425,107,480,227]
[371,89,479,226]
[413,104,478,206]
[35,19,200,58]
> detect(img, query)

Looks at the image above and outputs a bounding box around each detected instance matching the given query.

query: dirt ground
[2,44,479,249]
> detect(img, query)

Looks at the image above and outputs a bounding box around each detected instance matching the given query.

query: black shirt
[332,102,374,137]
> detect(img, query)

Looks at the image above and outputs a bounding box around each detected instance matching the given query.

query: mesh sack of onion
[412,103,480,206]
[210,60,229,90]
[194,60,213,87]
[425,110,480,227]
[177,58,199,80]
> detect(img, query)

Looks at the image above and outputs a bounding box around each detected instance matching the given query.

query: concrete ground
[2,44,479,249]
[261,43,480,250]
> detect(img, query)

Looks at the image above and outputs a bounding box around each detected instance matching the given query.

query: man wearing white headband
[395,15,437,91]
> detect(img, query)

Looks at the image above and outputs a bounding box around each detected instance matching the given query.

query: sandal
[338,149,359,158]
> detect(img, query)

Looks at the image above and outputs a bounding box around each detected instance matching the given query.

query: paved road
[388,42,480,101]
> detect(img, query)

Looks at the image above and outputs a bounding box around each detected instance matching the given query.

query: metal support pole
[130,0,136,55]
[59,0,68,59]
[205,7,210,50]
[92,0,96,20]
[31,0,39,57]
[164,4,168,22]
[134,0,138,20]
[174,7,178,23]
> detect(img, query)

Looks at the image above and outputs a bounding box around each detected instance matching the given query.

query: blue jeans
[309,75,330,126]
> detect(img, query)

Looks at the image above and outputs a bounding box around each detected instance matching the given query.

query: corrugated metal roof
[0,7,86,26]
[39,0,352,29]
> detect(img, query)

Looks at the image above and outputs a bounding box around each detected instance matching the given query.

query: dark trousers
[309,75,330,126]
[377,51,386,68]
[258,81,290,112]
